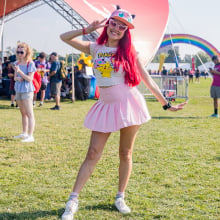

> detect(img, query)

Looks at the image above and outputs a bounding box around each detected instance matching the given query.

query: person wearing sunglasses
[60,5,187,219]
[12,42,36,142]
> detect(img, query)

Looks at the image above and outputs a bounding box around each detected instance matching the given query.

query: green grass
[0,78,219,220]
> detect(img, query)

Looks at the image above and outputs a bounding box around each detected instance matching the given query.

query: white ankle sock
[116,191,125,199]
[69,192,79,201]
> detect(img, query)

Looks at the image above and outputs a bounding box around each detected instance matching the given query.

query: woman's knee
[119,149,132,161]
[86,147,102,161]
[20,109,27,117]
[26,111,34,119]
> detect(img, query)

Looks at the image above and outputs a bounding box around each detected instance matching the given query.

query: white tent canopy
[197,61,214,72]
[146,63,191,71]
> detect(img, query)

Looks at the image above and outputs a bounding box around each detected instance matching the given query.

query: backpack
[17,61,41,93]
[58,60,67,80]
[33,71,42,93]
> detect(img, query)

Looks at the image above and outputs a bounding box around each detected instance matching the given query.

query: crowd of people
[0,52,84,108]
[0,43,90,143]
[148,66,209,83]
[0,53,211,107]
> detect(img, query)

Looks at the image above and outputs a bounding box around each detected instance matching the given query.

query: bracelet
[163,102,172,110]
[82,27,87,35]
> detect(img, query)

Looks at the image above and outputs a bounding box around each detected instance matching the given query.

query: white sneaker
[61,200,78,220]
[14,133,28,139]
[21,136,34,143]
[115,198,131,214]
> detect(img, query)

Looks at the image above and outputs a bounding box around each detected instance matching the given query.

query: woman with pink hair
[60,6,186,219]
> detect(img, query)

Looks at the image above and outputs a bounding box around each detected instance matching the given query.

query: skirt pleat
[84,83,151,133]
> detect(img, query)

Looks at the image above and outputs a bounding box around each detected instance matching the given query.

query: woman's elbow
[60,34,67,42]
[60,34,64,41]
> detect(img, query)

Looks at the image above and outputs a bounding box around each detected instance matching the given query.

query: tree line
[151,49,211,67]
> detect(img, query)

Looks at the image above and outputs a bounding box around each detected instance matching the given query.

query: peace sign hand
[85,18,107,34]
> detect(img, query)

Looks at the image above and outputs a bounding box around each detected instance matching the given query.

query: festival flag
[159,53,166,72]
[175,56,179,68]
[192,57,195,71]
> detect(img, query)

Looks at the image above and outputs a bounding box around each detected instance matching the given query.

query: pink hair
[97,23,141,87]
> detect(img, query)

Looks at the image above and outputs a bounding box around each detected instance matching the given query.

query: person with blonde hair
[12,42,36,142]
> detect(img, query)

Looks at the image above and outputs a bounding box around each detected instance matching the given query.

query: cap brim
[111,16,134,29]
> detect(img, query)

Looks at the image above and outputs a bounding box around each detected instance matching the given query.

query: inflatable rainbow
[160,34,220,58]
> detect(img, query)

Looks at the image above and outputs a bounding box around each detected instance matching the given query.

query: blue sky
[1,0,220,58]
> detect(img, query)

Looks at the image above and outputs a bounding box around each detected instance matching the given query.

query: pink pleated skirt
[84,83,151,133]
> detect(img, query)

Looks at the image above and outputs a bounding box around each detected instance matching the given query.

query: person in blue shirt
[48,52,62,110]
[12,42,36,143]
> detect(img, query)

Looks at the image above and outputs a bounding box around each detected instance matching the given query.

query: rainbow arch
[160,34,220,58]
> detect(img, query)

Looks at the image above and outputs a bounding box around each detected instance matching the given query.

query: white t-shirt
[90,42,125,86]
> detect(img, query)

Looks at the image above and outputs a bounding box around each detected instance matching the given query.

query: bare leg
[72,131,111,193]
[33,93,37,104]
[118,125,140,192]
[22,99,35,136]
[11,94,15,104]
[214,98,218,110]
[55,94,60,106]
[17,100,28,134]
[40,90,45,103]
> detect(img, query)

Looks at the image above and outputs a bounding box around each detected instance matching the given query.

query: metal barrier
[137,75,188,100]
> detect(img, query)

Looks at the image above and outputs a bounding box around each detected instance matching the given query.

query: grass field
[0,78,219,220]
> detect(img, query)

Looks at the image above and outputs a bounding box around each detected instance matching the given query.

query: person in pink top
[60,5,187,219]
[209,55,220,117]
[189,69,194,83]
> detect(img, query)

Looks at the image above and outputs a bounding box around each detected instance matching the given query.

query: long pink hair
[97,22,141,87]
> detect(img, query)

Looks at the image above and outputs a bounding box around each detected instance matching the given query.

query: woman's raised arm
[60,19,107,54]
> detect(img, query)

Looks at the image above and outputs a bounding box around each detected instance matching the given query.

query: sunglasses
[109,19,128,32]
[16,51,24,55]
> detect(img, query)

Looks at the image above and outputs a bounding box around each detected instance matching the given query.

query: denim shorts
[16,92,33,100]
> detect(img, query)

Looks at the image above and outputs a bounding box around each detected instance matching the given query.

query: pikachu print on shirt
[94,52,115,78]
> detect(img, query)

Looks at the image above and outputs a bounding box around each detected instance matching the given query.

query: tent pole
[71,52,75,102]
[1,32,3,62]
[71,25,75,102]
[0,0,7,62]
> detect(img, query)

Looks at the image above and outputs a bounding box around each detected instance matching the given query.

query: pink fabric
[110,9,134,29]
[192,57,195,71]
[212,63,220,87]
[84,83,151,133]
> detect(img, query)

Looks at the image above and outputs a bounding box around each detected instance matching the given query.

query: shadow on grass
[0,205,144,219]
[84,203,146,218]
[152,116,204,119]
[0,104,14,110]
[0,209,63,220]
[84,203,116,211]
[153,215,169,219]
[0,137,17,142]
[214,156,220,161]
